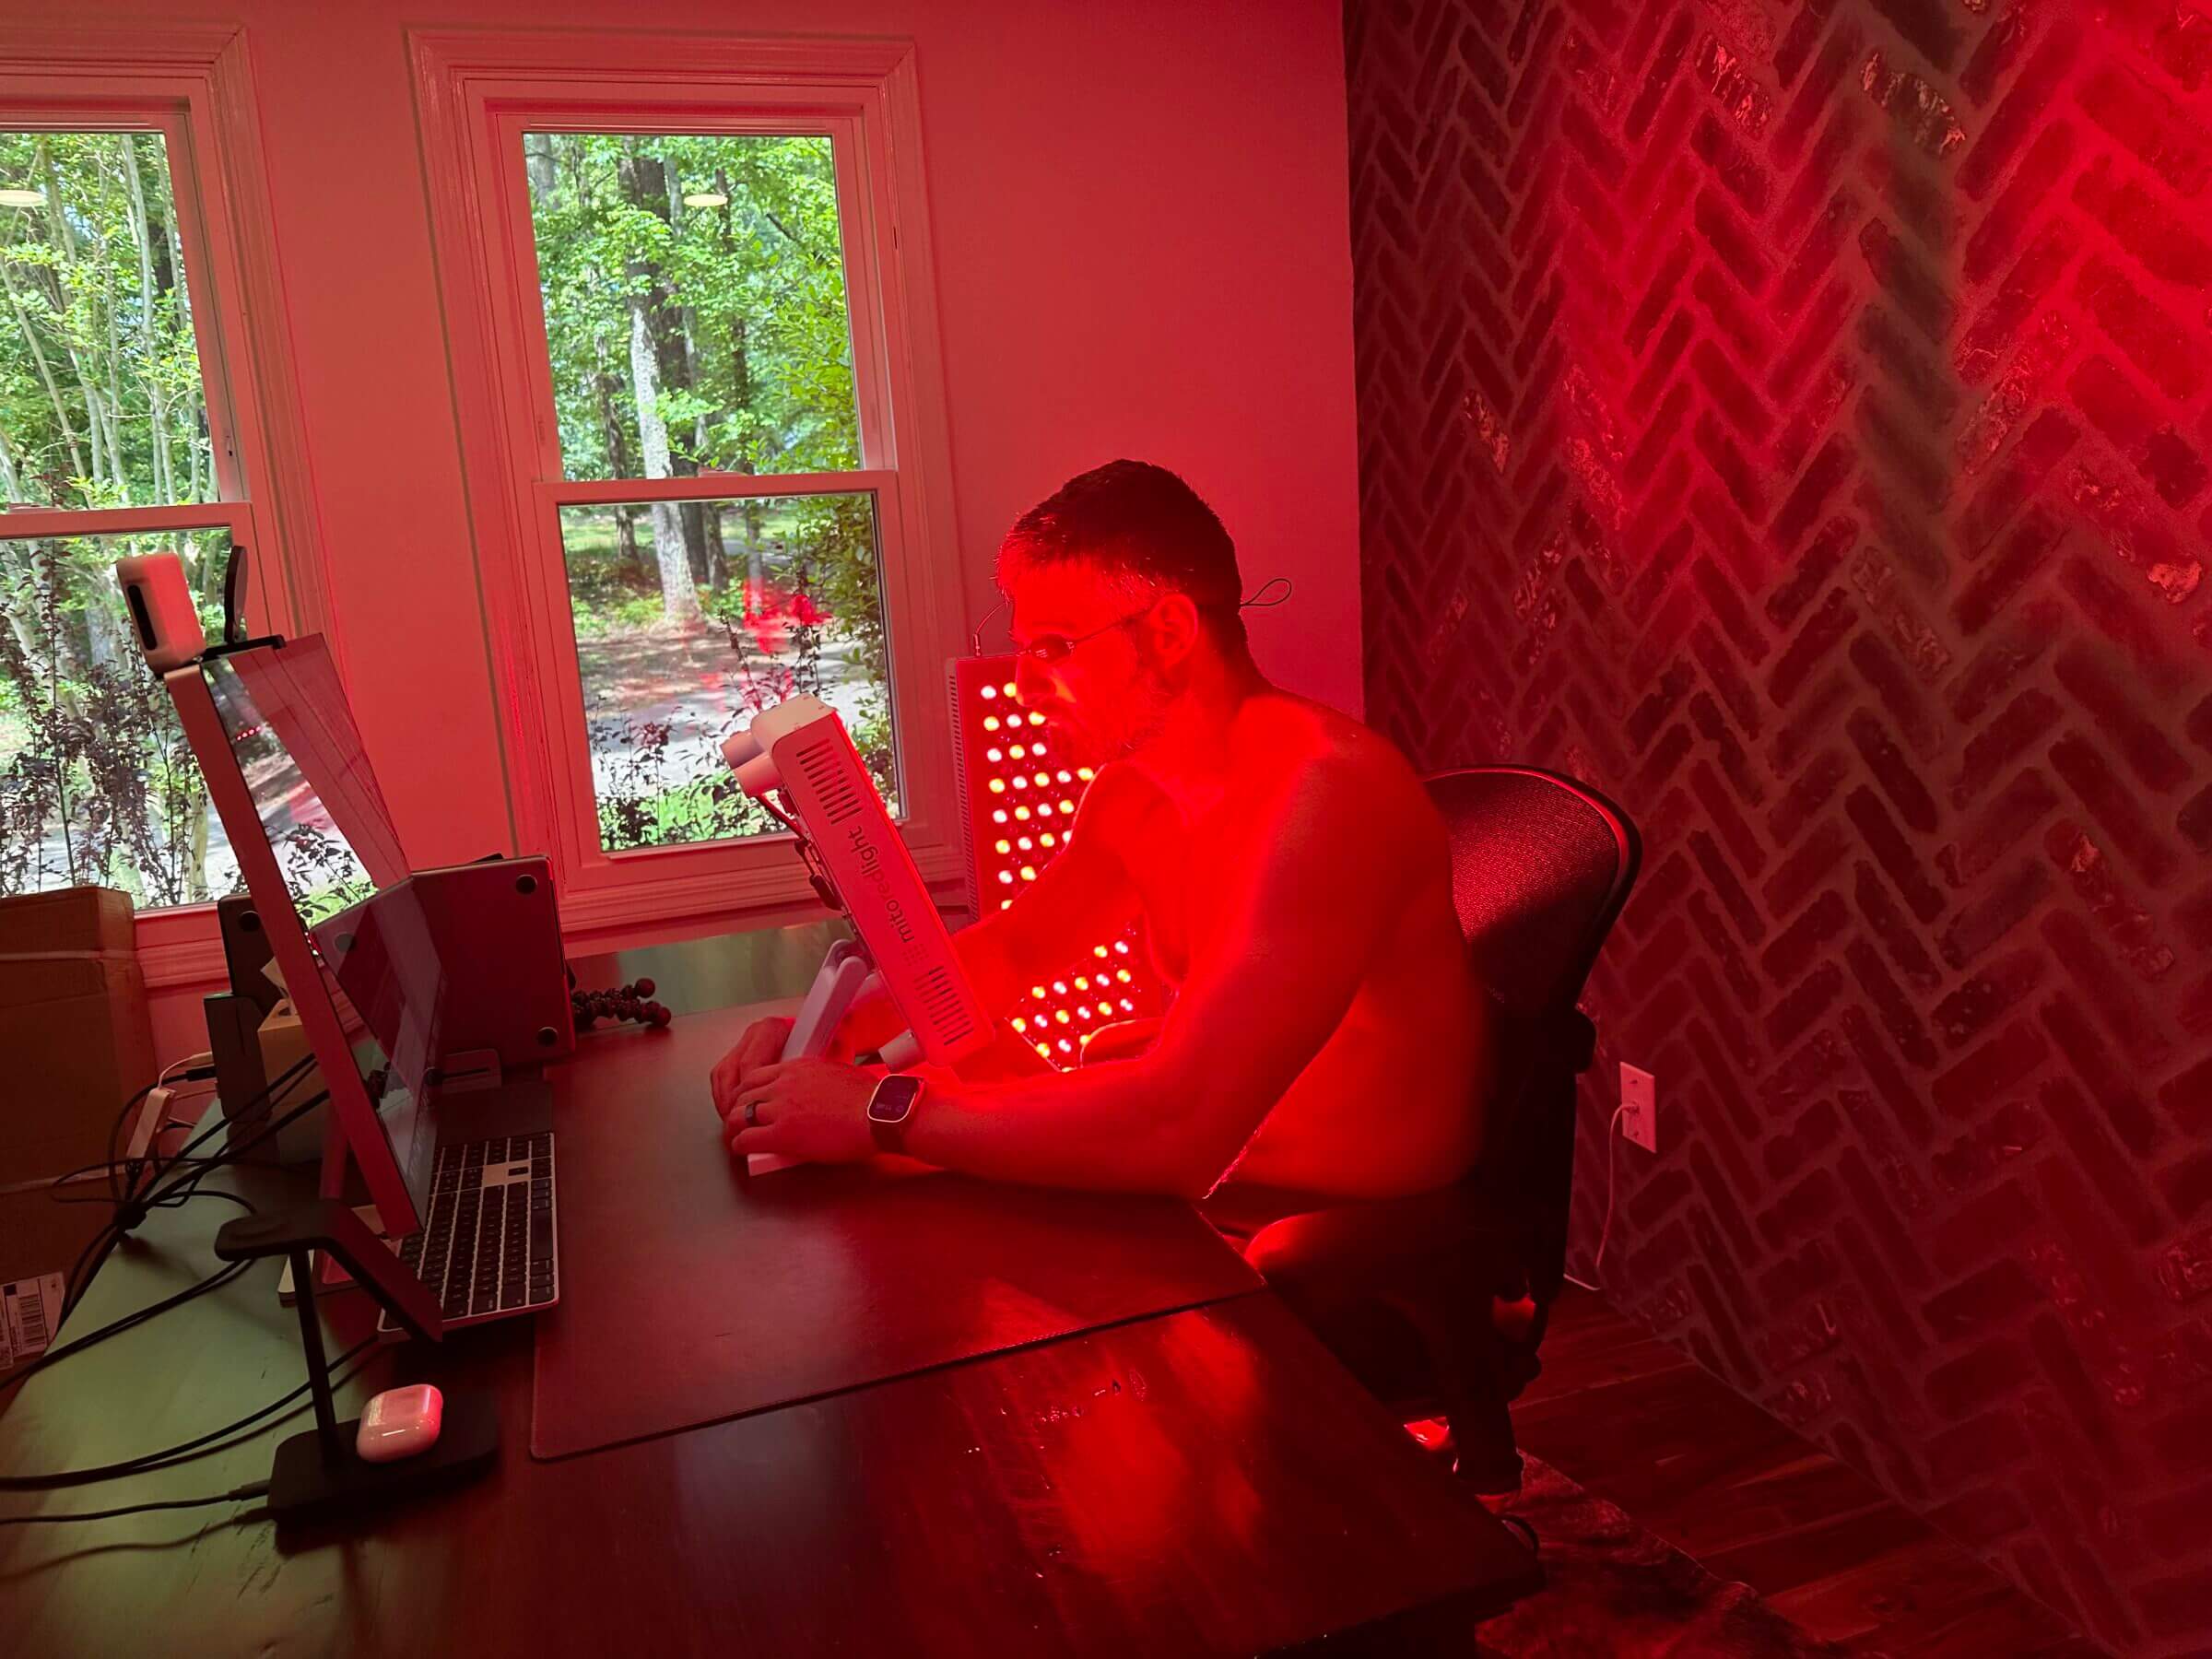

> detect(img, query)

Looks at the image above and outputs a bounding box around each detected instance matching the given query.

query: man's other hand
[710,1015,794,1126]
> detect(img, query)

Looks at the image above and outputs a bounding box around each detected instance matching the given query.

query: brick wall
[1344,0,2212,1650]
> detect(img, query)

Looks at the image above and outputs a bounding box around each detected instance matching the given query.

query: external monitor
[161,634,439,1233]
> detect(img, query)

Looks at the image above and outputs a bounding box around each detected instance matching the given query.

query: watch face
[867,1075,924,1124]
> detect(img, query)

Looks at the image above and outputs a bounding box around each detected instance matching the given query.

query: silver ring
[744,1100,759,1127]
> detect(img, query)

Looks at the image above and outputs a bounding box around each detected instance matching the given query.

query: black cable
[62,1072,324,1327]
[106,1064,217,1206]
[59,1056,317,1324]
[135,1089,329,1215]
[147,1053,316,1186]
[7,1228,261,1399]
[0,1482,269,1527]
[16,1089,341,1402]
[0,1338,379,1490]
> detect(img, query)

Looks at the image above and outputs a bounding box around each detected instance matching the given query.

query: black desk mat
[531,1015,1261,1459]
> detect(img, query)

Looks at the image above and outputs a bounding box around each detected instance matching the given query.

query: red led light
[950,653,1170,1070]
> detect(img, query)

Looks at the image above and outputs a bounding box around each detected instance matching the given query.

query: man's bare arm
[901,755,1417,1195]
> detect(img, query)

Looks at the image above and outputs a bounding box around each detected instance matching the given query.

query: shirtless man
[712,460,1494,1219]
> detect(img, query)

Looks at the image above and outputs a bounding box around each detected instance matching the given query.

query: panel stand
[780,937,923,1070]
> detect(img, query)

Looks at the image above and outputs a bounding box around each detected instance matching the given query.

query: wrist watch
[866,1074,925,1154]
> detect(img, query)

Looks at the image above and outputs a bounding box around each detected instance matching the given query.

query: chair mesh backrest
[1424,767,1640,1020]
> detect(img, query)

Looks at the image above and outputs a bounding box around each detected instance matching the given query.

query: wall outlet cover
[1620,1064,1657,1153]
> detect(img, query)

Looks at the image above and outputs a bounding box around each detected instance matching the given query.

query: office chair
[1241,765,1641,1491]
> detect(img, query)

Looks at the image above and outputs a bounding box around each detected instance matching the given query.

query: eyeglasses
[1010,602,1159,665]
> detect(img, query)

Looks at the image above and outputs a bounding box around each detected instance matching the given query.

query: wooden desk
[1,1014,1540,1655]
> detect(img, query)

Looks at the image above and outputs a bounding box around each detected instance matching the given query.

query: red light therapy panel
[948,655,1168,1067]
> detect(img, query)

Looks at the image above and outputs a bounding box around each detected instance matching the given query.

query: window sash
[0,73,300,635]
[528,467,901,878]
[0,105,251,515]
[1,29,329,979]
[491,109,890,484]
[416,30,968,945]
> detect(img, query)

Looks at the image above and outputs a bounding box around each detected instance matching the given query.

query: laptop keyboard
[386,1132,558,1329]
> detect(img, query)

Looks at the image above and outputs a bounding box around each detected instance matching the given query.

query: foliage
[524,132,858,481]
[0,129,228,905]
[0,126,901,900]
[0,537,218,903]
[0,132,212,512]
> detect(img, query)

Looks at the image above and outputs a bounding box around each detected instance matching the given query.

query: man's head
[995,461,1249,764]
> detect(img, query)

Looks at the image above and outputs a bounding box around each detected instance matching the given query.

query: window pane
[0,530,236,909]
[522,133,861,482]
[561,492,895,853]
[0,132,215,512]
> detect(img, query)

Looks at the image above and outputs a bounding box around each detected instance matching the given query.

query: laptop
[164,632,563,1333]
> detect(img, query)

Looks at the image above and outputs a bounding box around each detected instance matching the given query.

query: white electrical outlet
[1619,1064,1657,1153]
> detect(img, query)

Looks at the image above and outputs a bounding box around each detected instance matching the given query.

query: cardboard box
[0,888,154,1381]
[0,1175,109,1373]
[0,885,135,956]
[0,887,156,1197]
[0,951,156,1186]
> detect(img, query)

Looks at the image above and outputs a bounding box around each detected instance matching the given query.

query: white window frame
[412,29,968,943]
[0,28,331,988]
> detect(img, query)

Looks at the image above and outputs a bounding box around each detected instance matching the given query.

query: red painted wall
[1346,0,2212,1651]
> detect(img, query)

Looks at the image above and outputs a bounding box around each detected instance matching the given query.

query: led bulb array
[950,657,1167,1067]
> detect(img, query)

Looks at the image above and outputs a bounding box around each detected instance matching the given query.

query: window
[416,32,966,938]
[518,134,895,854]
[0,115,260,912]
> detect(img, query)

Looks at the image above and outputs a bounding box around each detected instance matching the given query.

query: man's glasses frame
[968,578,1288,660]
[1010,601,1161,666]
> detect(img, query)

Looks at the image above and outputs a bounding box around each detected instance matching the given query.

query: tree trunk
[701,498,728,593]
[618,143,700,623]
[0,259,87,488]
[185,795,211,903]
[158,193,205,501]
[627,295,698,623]
[590,339,647,581]
[728,315,766,593]
[0,418,24,502]
[523,132,559,202]
[95,147,135,505]
[645,160,712,589]
[123,135,176,503]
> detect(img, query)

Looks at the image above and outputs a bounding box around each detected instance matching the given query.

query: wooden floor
[1508,1288,2103,1657]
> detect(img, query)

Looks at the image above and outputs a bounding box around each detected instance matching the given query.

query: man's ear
[1147,592,1205,664]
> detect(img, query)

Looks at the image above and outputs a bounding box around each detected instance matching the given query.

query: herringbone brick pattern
[1345,0,2212,1651]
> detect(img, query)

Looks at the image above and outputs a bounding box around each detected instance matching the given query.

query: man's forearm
[904,1056,1233,1197]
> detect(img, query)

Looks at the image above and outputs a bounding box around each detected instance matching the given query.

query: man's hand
[709,1015,794,1127]
[722,1057,877,1163]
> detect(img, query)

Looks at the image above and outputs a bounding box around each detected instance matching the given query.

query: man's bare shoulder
[1231,694,1439,831]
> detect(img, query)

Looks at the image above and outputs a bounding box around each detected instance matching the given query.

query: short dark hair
[999,460,1247,650]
